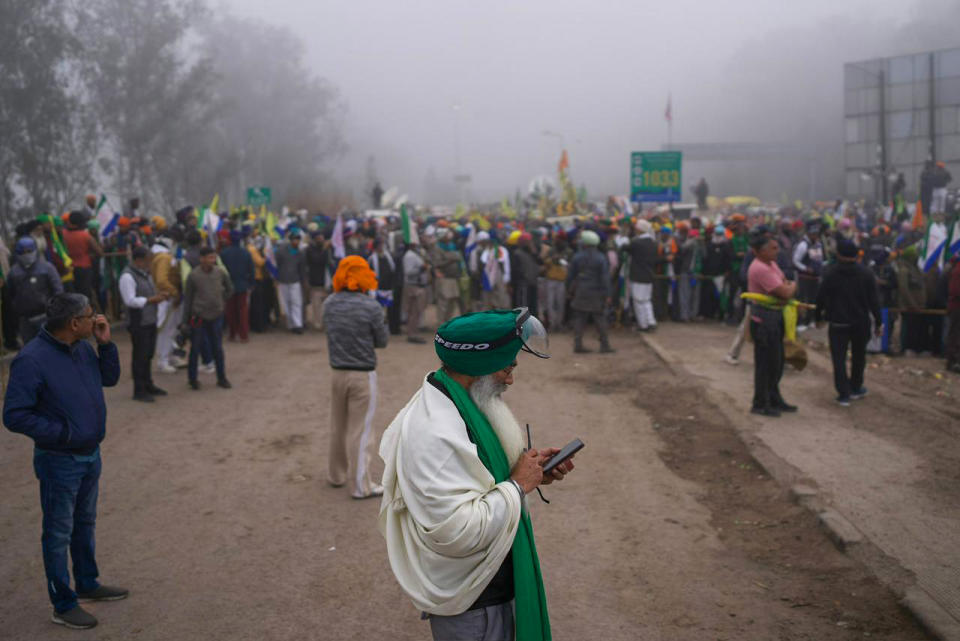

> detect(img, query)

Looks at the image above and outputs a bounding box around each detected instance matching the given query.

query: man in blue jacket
[3,292,125,630]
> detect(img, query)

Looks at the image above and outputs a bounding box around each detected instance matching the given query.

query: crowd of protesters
[1,188,959,399]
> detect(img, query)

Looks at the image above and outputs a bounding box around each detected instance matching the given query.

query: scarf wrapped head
[435,310,523,376]
[333,255,378,292]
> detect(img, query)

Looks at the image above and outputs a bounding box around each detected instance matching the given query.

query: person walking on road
[3,293,126,630]
[119,246,169,402]
[182,247,233,390]
[566,230,614,353]
[945,255,960,373]
[322,256,388,499]
[746,233,797,417]
[815,239,883,406]
[378,308,574,641]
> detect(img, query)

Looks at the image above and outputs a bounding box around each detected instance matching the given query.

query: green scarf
[434,369,551,641]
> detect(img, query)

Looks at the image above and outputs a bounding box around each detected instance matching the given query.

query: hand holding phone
[541,438,584,478]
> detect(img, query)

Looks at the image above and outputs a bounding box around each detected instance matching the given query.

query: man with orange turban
[323,256,388,499]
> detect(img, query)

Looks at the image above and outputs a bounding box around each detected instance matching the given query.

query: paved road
[0,325,929,640]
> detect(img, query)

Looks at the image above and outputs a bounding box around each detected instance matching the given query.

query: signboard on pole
[246,187,272,207]
[630,151,682,203]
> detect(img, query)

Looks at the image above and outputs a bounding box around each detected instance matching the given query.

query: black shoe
[599,345,616,353]
[52,605,97,629]
[774,401,797,412]
[407,336,426,344]
[574,345,592,353]
[849,387,868,400]
[291,327,304,335]
[836,396,851,407]
[77,584,129,601]
[189,379,200,390]
[216,378,232,389]
[147,385,168,396]
[133,393,155,403]
[750,406,781,417]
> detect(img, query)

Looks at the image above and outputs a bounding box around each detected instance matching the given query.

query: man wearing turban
[323,256,388,498]
[379,309,575,640]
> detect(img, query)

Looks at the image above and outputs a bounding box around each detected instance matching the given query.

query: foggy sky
[219,0,954,204]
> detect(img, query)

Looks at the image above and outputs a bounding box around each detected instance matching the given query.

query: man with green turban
[379,308,575,641]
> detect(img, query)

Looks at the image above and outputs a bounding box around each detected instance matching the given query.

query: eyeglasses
[74,311,96,322]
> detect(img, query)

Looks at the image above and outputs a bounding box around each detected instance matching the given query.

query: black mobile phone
[542,438,584,474]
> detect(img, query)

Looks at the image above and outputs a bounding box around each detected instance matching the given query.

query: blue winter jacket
[3,327,120,454]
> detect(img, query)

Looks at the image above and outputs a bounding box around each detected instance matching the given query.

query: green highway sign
[246,186,272,207]
[630,151,682,203]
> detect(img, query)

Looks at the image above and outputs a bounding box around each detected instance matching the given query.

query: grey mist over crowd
[4,0,960,223]
[220,0,960,205]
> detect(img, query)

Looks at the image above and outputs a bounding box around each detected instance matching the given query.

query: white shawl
[378,376,522,615]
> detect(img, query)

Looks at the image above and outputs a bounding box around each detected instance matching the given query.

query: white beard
[469,375,525,467]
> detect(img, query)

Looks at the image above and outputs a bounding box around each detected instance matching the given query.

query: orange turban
[333,255,378,293]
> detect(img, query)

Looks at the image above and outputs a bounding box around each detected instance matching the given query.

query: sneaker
[836,396,851,407]
[169,355,187,368]
[724,354,739,366]
[52,605,97,629]
[796,324,809,333]
[216,378,232,389]
[156,362,177,374]
[201,363,216,375]
[850,387,868,400]
[77,585,129,601]
[352,485,384,500]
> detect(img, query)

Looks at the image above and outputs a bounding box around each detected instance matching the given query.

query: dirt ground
[0,321,930,640]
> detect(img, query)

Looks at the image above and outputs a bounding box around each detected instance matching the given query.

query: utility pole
[878,69,888,205]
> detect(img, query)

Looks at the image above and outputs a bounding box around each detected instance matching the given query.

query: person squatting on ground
[747,233,798,417]
[119,246,170,402]
[322,256,388,499]
[182,246,233,390]
[814,238,883,406]
[3,293,127,630]
[378,308,574,641]
[566,230,614,353]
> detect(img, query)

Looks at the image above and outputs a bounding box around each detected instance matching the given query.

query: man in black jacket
[627,219,657,331]
[815,239,883,406]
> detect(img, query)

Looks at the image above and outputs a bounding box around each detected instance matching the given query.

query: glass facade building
[844,47,960,202]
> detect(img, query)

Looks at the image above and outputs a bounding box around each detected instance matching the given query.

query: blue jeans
[33,448,102,613]
[188,317,225,382]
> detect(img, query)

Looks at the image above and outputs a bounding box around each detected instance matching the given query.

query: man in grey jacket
[183,247,233,390]
[566,230,614,353]
[323,256,388,499]
[275,232,308,333]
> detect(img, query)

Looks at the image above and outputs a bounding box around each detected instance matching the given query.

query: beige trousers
[328,369,379,497]
[309,286,328,330]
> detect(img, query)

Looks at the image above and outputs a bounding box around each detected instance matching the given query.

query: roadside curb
[640,332,960,641]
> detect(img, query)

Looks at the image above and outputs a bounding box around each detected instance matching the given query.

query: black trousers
[751,310,785,409]
[828,323,868,398]
[2,284,20,349]
[388,286,403,335]
[573,309,609,347]
[249,279,270,333]
[129,324,157,396]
